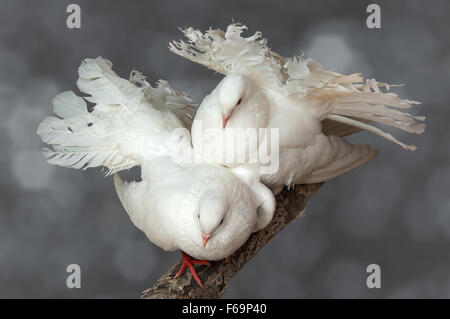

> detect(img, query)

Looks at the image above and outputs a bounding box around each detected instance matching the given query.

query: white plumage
[37,57,275,276]
[170,23,425,193]
[38,58,195,173]
[114,157,265,261]
[36,22,426,288]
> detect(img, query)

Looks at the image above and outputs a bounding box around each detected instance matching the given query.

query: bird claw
[175,252,210,287]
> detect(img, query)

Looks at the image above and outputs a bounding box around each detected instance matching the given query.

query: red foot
[175,252,210,287]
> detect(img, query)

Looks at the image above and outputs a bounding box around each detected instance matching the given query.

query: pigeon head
[217,74,247,128]
[169,164,261,261]
[192,72,271,168]
[197,191,229,247]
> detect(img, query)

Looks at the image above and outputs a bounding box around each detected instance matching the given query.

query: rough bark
[141,182,323,299]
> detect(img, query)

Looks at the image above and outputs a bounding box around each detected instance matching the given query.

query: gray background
[0,0,449,298]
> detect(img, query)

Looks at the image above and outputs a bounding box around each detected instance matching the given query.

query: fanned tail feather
[322,78,425,151]
[284,57,425,150]
[37,88,139,174]
[38,57,145,174]
[38,57,196,174]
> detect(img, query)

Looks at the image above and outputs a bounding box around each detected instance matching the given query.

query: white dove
[170,23,426,194]
[37,57,275,286]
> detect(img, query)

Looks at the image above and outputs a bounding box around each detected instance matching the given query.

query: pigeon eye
[219,219,223,225]
[236,98,242,105]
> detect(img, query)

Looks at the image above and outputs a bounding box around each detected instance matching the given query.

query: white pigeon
[37,57,275,286]
[170,23,426,194]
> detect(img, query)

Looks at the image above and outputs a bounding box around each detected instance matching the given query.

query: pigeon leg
[175,251,210,287]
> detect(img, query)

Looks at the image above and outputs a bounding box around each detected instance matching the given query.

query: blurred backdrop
[0,0,449,298]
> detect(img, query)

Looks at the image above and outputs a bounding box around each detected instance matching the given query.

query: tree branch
[140,182,323,299]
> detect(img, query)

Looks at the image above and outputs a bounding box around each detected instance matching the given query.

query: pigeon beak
[202,231,212,247]
[222,111,233,129]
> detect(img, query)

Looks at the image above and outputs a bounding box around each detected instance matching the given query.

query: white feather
[52,91,88,118]
[37,57,196,174]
